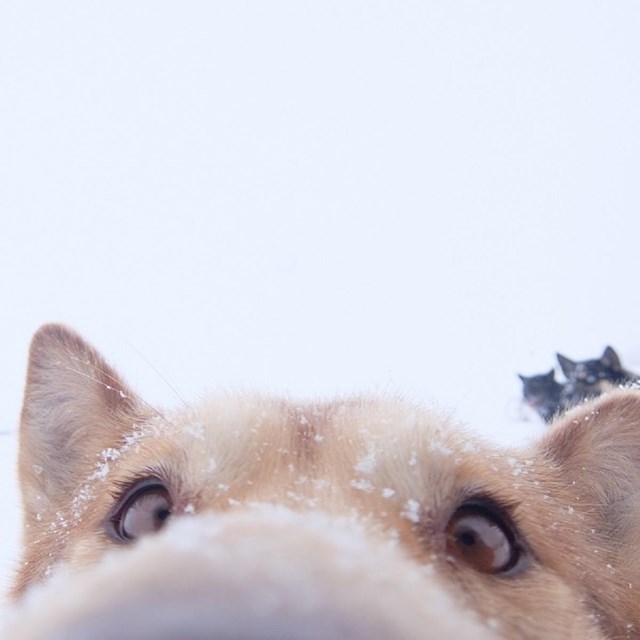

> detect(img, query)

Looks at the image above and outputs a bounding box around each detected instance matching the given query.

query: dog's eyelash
[109,468,169,501]
[459,493,524,528]
[109,460,182,501]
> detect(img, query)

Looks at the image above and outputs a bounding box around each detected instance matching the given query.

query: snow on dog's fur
[5,325,640,639]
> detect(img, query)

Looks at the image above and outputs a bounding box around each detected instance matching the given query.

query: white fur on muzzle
[4,509,499,640]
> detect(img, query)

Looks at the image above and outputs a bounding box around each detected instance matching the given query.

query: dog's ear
[556,353,577,379]
[536,390,640,640]
[600,346,622,372]
[538,390,640,533]
[18,325,151,516]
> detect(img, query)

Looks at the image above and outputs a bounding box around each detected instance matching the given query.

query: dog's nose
[5,510,500,640]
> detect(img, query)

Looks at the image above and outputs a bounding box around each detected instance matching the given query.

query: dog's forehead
[164,395,472,466]
[174,394,466,438]
[107,395,502,514]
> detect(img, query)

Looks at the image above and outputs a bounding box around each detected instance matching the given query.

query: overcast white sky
[2,1,640,593]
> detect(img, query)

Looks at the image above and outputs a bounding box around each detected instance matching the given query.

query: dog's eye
[111,481,172,542]
[445,504,521,575]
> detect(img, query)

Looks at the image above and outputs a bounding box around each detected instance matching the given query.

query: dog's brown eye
[446,504,521,575]
[111,481,172,542]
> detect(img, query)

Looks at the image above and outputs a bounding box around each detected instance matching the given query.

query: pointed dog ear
[556,353,576,379]
[18,325,151,519]
[600,346,622,372]
[538,390,640,530]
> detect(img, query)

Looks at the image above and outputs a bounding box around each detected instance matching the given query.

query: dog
[519,347,638,423]
[557,346,638,406]
[517,369,565,423]
[5,324,640,639]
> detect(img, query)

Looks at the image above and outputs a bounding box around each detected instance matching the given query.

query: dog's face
[518,369,564,422]
[557,346,633,390]
[6,325,640,639]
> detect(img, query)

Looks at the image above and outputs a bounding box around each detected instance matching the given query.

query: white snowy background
[2,1,640,598]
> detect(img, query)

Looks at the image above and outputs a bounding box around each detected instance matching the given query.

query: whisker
[64,363,129,397]
[119,336,188,409]
[64,364,178,430]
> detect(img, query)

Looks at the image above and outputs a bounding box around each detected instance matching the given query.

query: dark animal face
[556,347,638,407]
[522,348,638,425]
[557,347,629,386]
[518,370,563,423]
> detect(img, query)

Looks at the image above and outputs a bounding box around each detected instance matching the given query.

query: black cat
[518,369,566,423]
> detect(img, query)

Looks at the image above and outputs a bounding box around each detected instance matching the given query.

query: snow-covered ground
[2,1,640,601]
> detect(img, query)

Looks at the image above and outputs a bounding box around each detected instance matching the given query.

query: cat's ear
[600,346,622,372]
[18,325,152,518]
[545,369,556,380]
[518,373,528,383]
[556,353,577,379]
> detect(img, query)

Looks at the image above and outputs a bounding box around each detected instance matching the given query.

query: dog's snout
[8,511,497,640]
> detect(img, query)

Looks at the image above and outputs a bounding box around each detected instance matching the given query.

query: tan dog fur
[5,324,640,638]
